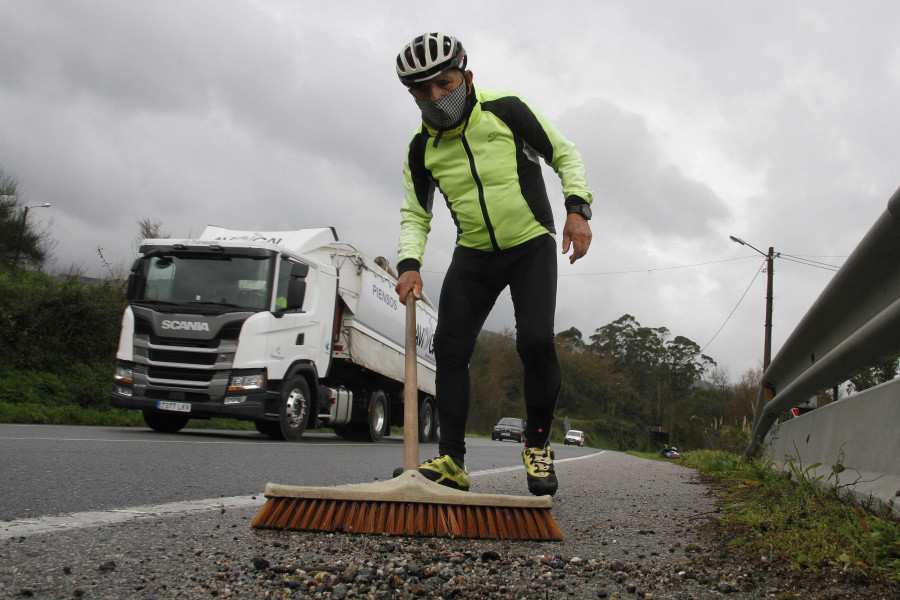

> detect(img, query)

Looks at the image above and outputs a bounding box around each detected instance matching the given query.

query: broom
[251,294,563,540]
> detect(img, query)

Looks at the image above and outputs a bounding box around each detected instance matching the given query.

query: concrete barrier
[765,378,900,516]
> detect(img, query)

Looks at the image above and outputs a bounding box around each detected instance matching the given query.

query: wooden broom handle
[403,293,419,472]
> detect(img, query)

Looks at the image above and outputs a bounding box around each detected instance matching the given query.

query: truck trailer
[109,226,439,442]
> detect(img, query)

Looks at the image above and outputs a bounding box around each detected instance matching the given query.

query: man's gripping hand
[562,213,592,264]
[395,270,423,302]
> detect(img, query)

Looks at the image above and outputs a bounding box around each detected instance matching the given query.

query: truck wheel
[366,390,389,442]
[418,399,435,442]
[142,410,189,433]
[274,376,310,441]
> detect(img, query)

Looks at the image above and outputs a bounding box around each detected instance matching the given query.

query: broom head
[252,471,562,540]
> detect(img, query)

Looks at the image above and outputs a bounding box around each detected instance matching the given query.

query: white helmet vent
[396,32,467,85]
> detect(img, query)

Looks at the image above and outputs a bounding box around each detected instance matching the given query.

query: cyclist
[394,33,594,496]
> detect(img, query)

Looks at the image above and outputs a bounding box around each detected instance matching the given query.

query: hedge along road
[0,423,602,526]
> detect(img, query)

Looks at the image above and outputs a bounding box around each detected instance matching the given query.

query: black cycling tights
[433,234,560,461]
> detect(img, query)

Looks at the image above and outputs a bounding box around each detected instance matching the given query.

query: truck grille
[130,311,246,399]
[148,348,218,366]
[148,366,214,383]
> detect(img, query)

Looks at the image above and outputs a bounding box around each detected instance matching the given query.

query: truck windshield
[134,253,274,311]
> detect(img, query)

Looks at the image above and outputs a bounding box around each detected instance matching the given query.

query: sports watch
[566,203,592,221]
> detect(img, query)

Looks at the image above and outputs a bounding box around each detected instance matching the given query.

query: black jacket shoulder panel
[480,96,554,162]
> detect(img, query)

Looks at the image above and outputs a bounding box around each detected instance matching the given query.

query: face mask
[415,81,469,129]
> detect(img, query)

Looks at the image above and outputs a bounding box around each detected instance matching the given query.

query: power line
[558,255,755,277]
[421,251,845,278]
[778,253,841,271]
[52,224,129,258]
[700,260,765,355]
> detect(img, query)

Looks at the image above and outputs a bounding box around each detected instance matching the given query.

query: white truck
[109,226,439,442]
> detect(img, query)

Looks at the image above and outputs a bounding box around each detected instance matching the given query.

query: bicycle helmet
[396,32,467,85]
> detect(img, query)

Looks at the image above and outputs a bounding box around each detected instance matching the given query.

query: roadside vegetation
[676,450,900,583]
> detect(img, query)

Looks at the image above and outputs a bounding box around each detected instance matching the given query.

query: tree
[0,167,55,271]
[468,329,524,431]
[135,216,170,252]
[589,314,667,398]
[664,336,716,400]
[848,359,898,393]
[555,326,585,350]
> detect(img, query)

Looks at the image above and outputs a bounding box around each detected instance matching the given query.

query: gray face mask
[415,82,469,129]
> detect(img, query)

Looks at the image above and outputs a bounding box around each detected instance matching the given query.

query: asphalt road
[0,424,599,522]
[4,425,894,599]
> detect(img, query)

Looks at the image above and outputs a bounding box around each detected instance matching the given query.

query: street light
[729,236,775,371]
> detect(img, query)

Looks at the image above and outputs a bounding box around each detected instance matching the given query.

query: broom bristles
[251,471,563,540]
[251,497,563,540]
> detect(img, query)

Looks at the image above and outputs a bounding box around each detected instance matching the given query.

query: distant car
[491,417,526,442]
[564,429,585,447]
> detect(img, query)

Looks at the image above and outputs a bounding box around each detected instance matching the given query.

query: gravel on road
[2,451,895,599]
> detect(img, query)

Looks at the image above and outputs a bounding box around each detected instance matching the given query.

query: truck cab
[110,226,438,443]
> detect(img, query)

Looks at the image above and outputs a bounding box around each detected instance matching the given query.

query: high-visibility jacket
[398,88,593,273]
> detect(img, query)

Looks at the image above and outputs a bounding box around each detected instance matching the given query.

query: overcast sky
[2,0,898,383]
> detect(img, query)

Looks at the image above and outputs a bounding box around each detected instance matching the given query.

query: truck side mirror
[286,279,306,310]
[276,261,309,314]
[287,262,309,310]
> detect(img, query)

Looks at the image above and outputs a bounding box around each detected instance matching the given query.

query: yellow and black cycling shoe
[418,455,470,491]
[522,445,558,496]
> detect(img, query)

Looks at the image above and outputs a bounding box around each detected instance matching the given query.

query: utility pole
[763,246,774,371]
[730,236,775,371]
[731,236,777,426]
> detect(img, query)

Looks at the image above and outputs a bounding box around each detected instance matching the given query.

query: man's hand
[562,213,592,264]
[395,270,423,302]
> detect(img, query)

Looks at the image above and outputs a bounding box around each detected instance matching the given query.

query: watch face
[568,203,591,219]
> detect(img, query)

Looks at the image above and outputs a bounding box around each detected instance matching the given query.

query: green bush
[0,270,126,371]
[0,368,68,405]
[0,270,124,419]
[60,361,116,410]
[0,363,115,409]
[0,403,143,426]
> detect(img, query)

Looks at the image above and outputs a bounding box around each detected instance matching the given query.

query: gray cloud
[559,99,730,239]
[1,0,898,380]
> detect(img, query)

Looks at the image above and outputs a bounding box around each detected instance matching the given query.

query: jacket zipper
[460,133,501,252]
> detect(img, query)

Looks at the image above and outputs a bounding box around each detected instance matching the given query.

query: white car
[564,429,585,447]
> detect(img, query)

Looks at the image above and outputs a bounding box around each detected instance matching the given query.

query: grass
[678,450,900,583]
[627,449,674,461]
[0,402,256,431]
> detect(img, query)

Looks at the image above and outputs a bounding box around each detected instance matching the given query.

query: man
[394,33,593,496]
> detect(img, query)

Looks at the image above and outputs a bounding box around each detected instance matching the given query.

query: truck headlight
[228,373,266,391]
[114,365,133,384]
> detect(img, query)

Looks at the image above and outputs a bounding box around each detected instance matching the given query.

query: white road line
[1,495,266,541]
[1,436,375,446]
[470,451,605,477]
[0,452,605,540]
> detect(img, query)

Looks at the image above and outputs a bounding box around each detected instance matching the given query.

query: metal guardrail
[743,185,900,459]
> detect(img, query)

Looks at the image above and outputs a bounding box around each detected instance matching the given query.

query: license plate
[157,401,191,413]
